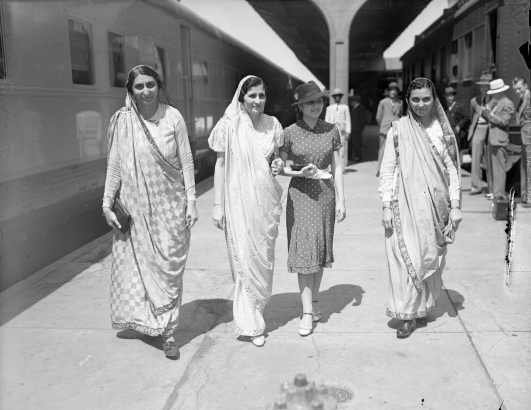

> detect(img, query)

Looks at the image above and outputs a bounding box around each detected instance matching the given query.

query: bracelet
[383,205,391,210]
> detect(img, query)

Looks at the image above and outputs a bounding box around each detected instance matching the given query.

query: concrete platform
[1,125,530,409]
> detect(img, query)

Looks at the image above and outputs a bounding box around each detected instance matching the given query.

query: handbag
[112,197,132,235]
[442,220,455,244]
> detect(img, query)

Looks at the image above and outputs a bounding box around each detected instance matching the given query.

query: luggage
[492,197,509,220]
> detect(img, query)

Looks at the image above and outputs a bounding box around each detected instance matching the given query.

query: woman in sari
[209,76,284,347]
[379,78,462,338]
[103,65,198,357]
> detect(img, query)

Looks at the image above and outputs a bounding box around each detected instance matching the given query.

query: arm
[376,101,383,125]
[345,106,351,135]
[379,127,397,230]
[212,152,226,230]
[331,149,346,222]
[489,101,515,127]
[102,117,123,232]
[275,150,316,177]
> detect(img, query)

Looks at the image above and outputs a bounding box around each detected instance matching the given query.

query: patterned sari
[106,96,190,337]
[208,76,283,336]
[384,79,461,319]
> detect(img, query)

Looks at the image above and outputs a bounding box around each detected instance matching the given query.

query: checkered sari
[107,106,189,336]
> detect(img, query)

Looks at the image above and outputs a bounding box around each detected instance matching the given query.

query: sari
[381,79,461,319]
[105,75,192,337]
[208,76,283,336]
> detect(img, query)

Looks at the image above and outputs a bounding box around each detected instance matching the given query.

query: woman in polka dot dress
[272,81,346,336]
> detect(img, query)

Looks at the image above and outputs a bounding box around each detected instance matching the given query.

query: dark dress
[280,119,342,274]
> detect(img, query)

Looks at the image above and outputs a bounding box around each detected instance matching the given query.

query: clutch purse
[112,198,132,235]
[442,220,455,244]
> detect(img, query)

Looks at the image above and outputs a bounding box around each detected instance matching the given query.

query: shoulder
[262,113,280,126]
[284,121,301,133]
[502,97,515,109]
[319,119,337,133]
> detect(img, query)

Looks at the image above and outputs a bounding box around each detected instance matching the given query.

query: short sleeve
[273,118,284,147]
[208,117,229,152]
[279,128,292,155]
[332,126,343,151]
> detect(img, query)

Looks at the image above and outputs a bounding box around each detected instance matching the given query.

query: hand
[212,204,225,230]
[299,163,318,177]
[480,106,490,120]
[345,133,350,141]
[103,207,122,232]
[455,125,460,134]
[336,202,346,223]
[382,208,393,230]
[449,208,462,230]
[186,201,199,229]
[271,158,284,175]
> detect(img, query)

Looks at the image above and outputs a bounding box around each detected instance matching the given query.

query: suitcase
[492,197,509,221]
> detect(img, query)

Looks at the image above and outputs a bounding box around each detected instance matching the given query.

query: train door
[180,26,194,141]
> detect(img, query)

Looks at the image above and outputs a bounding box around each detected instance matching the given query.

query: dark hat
[291,81,329,106]
[476,71,493,85]
[386,82,400,92]
[351,94,362,101]
[444,86,456,95]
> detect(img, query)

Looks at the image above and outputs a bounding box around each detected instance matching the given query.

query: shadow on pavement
[264,284,364,334]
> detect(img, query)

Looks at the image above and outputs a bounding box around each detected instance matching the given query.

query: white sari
[208,76,283,335]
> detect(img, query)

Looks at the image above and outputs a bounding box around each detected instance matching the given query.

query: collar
[146,104,162,124]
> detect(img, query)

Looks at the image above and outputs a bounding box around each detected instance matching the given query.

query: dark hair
[238,76,267,102]
[513,76,528,86]
[125,65,174,107]
[405,78,436,103]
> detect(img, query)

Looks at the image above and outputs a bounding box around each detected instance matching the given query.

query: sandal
[299,313,314,337]
[161,335,178,357]
[312,300,322,322]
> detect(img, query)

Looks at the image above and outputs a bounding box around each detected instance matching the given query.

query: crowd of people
[101,65,528,358]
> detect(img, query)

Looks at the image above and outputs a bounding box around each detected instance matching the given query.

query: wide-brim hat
[331,87,344,97]
[291,81,329,106]
[444,86,456,95]
[476,72,493,85]
[386,82,400,92]
[487,78,510,94]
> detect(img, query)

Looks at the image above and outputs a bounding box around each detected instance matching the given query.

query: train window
[450,40,458,81]
[0,9,6,79]
[487,10,497,70]
[68,19,94,85]
[193,58,209,98]
[154,46,166,81]
[440,47,447,82]
[108,32,125,87]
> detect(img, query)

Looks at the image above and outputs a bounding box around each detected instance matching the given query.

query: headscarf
[392,78,461,292]
[210,75,283,313]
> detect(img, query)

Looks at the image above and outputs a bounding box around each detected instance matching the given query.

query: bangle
[383,204,391,210]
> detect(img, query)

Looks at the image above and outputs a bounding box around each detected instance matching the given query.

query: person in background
[376,82,403,177]
[209,76,284,347]
[482,79,515,200]
[468,72,492,195]
[444,87,469,152]
[103,65,198,358]
[379,78,462,339]
[349,94,368,162]
[325,88,351,173]
[512,77,531,207]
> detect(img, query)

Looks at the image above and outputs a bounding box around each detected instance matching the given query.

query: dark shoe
[397,319,416,338]
[161,335,179,357]
[469,188,481,195]
[416,317,427,327]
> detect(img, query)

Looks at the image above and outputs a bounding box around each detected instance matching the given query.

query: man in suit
[376,82,403,177]
[444,86,469,151]
[349,94,368,162]
[513,77,531,207]
[468,72,492,195]
[325,88,351,173]
[482,79,515,199]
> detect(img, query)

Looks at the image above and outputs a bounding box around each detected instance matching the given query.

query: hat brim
[486,85,510,94]
[291,90,330,106]
[475,80,491,85]
[444,91,456,95]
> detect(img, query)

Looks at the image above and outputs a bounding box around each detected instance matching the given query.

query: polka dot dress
[280,119,342,274]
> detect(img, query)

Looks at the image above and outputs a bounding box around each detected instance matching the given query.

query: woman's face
[132,74,158,108]
[242,85,266,115]
[300,98,324,119]
[409,87,434,117]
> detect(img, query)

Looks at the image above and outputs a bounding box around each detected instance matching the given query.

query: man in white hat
[513,77,531,207]
[325,88,351,173]
[481,78,515,199]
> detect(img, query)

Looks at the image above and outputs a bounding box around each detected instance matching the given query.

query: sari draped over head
[213,75,283,314]
[392,78,461,293]
[107,66,189,318]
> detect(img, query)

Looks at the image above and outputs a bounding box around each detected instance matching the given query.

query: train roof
[143,0,302,83]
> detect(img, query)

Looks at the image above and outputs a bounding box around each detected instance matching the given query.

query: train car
[401,0,529,188]
[0,0,302,291]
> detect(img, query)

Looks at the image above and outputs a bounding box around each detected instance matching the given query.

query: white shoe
[299,313,314,336]
[251,335,265,347]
